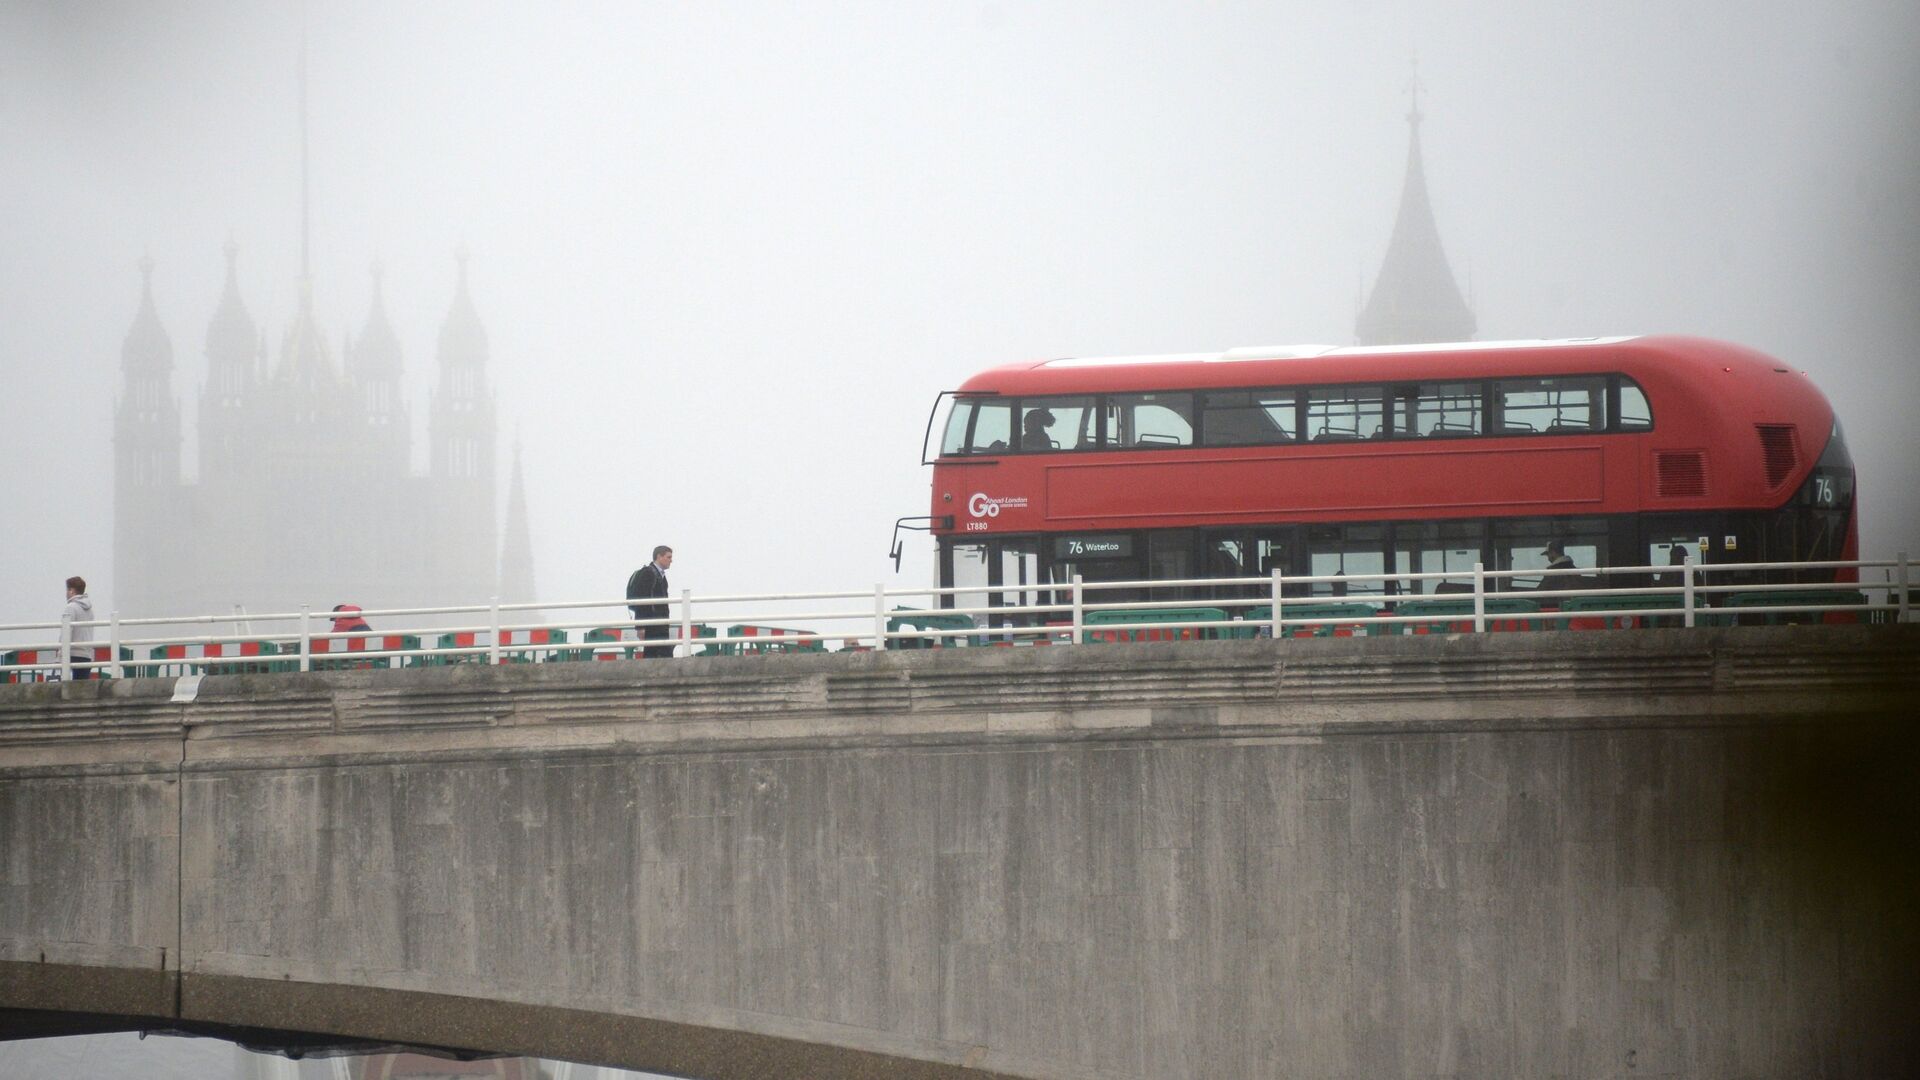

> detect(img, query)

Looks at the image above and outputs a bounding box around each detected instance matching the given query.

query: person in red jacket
[330,604,372,634]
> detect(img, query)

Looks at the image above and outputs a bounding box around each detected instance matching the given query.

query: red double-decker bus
[912,336,1857,610]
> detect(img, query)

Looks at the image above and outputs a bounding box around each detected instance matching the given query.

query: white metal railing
[0,554,1910,682]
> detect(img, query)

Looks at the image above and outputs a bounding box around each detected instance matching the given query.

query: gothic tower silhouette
[426,250,499,607]
[109,50,526,619]
[1357,90,1477,346]
[109,251,521,619]
[112,258,191,616]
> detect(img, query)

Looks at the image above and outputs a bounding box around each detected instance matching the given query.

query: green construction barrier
[679,624,717,657]
[582,624,715,659]
[1083,607,1234,642]
[1706,589,1873,627]
[427,629,575,666]
[1554,593,1685,629]
[887,607,978,649]
[1245,603,1391,638]
[1394,597,1543,634]
[308,634,424,671]
[145,640,285,677]
[3,646,136,681]
[579,627,634,661]
[715,625,828,656]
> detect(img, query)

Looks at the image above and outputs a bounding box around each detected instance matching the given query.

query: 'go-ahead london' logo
[968,492,1029,518]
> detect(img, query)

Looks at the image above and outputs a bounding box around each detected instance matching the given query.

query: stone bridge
[2,626,1917,1078]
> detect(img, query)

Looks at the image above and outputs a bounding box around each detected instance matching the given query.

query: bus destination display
[1055,534,1134,560]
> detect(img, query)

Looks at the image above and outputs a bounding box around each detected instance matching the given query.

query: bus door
[944,538,1042,631]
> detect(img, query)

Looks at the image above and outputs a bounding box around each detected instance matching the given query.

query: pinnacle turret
[122,257,174,373]
[205,240,257,392]
[350,262,403,376]
[436,247,490,373]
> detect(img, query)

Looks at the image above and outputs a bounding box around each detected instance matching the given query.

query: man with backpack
[626,546,674,659]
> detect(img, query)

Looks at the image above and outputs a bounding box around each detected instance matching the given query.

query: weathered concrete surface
[2,626,1917,1078]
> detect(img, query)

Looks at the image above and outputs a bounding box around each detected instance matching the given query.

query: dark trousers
[632,606,672,659]
[641,625,673,660]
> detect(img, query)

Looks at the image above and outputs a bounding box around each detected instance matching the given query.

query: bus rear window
[1618,378,1652,430]
[1496,376,1608,434]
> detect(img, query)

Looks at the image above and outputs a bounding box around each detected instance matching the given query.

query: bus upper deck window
[1618,379,1653,430]
[1496,376,1608,435]
[1400,382,1484,438]
[963,400,1013,454]
[1018,396,1097,451]
[1105,393,1194,448]
[1307,387,1386,441]
[1202,389,1297,446]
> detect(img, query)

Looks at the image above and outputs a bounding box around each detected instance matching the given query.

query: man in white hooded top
[62,575,95,679]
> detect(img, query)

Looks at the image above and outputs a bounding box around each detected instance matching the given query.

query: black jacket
[627,563,669,621]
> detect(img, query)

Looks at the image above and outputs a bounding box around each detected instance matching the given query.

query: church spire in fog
[299,34,312,290]
[499,439,537,607]
[1357,80,1476,346]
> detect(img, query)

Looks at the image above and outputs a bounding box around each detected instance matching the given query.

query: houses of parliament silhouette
[111,245,536,621]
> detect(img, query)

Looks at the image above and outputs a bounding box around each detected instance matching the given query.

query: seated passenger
[1537,540,1578,592]
[1022,408,1058,450]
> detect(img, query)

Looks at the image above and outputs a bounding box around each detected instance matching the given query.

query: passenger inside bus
[1538,540,1578,590]
[1655,544,1691,585]
[1021,408,1058,449]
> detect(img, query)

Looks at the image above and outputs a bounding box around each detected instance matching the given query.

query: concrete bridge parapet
[3,626,1917,1078]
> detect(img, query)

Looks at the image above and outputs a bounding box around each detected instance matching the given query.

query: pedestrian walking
[626,546,675,659]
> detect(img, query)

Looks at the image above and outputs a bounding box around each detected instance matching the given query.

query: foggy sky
[3,0,1918,624]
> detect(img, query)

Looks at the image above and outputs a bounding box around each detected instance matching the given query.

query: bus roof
[949,335,1791,396]
[1036,337,1638,370]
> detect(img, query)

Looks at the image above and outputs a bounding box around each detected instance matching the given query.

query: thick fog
[3,1,1917,626]
[2,1,1917,1073]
